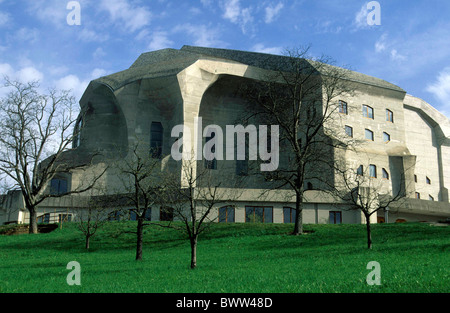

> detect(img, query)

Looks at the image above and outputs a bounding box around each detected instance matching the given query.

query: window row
[414,175,432,185]
[357,164,389,179]
[344,125,391,143]
[415,192,435,201]
[339,101,394,122]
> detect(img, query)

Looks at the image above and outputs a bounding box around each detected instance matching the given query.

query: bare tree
[0,78,106,234]
[330,157,408,249]
[113,141,162,261]
[76,197,110,250]
[158,155,242,269]
[240,45,354,235]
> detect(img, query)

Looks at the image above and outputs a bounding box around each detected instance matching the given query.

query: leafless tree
[330,156,408,249]
[75,197,110,250]
[0,78,106,234]
[113,140,162,261]
[157,155,242,269]
[240,45,354,235]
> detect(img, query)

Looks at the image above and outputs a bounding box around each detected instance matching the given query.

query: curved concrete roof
[91,45,406,94]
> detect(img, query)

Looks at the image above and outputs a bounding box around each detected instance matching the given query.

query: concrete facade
[1,46,449,226]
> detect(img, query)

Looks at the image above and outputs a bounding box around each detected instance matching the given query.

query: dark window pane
[264,207,273,223]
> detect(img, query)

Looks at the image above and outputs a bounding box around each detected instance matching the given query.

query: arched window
[73,117,83,148]
[150,122,163,158]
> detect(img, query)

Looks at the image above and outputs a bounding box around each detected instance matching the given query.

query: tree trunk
[136,218,144,261]
[190,236,198,269]
[366,215,372,249]
[293,192,303,235]
[29,207,38,234]
[85,234,90,250]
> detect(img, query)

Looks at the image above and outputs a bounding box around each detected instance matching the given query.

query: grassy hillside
[0,222,448,293]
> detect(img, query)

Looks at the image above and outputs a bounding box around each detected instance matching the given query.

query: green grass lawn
[0,221,448,293]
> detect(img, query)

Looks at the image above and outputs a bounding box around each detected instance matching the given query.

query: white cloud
[148,31,174,51]
[264,2,283,24]
[354,4,369,29]
[78,28,110,42]
[99,0,152,32]
[0,65,44,83]
[375,34,387,53]
[390,49,406,62]
[251,43,282,55]
[0,11,10,26]
[221,0,254,34]
[426,68,450,111]
[173,24,226,48]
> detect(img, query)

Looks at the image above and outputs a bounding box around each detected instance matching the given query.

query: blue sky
[0,0,449,118]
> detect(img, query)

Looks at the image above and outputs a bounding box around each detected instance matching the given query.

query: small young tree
[0,78,106,234]
[158,156,242,269]
[114,141,161,261]
[76,198,110,250]
[331,158,408,249]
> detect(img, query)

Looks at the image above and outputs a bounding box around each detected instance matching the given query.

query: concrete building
[1,46,449,226]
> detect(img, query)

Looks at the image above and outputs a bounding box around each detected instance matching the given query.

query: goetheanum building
[1,46,449,225]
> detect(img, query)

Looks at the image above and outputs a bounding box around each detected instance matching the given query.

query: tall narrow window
[369,164,377,178]
[429,195,434,201]
[73,117,83,148]
[283,207,297,223]
[236,133,248,176]
[426,177,431,185]
[365,129,374,141]
[357,165,364,176]
[415,192,421,199]
[383,132,391,143]
[205,130,217,170]
[345,125,353,137]
[150,122,163,158]
[386,109,394,122]
[382,168,389,180]
[362,105,374,119]
[339,100,348,114]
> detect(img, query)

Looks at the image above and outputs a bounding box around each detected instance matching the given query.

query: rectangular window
[362,105,374,119]
[329,211,342,224]
[150,122,163,158]
[382,168,389,180]
[283,207,297,223]
[219,206,235,223]
[429,195,434,201]
[339,100,348,114]
[43,213,50,224]
[357,165,364,176]
[345,125,353,137]
[365,129,374,141]
[414,175,418,183]
[245,206,273,223]
[50,178,68,195]
[160,207,174,221]
[369,164,377,178]
[426,177,431,185]
[383,132,391,142]
[415,192,421,199]
[386,109,394,123]
[204,131,217,170]
[58,214,72,223]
